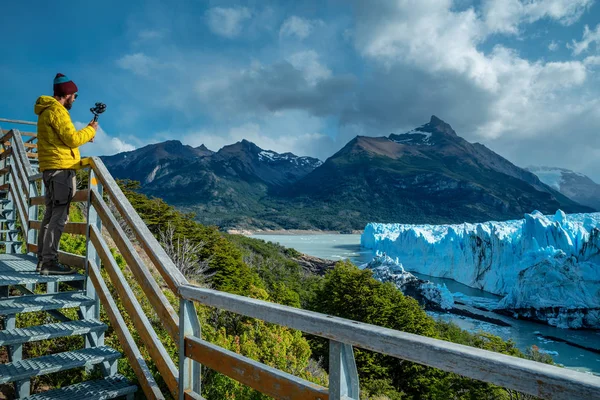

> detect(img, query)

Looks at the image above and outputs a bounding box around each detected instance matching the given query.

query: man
[34,73,97,275]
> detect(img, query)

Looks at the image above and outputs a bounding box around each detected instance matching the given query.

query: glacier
[362,254,454,310]
[361,210,600,329]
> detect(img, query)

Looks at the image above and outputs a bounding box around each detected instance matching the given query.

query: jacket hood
[34,95,62,116]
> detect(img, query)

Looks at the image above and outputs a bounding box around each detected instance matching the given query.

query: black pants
[37,169,76,264]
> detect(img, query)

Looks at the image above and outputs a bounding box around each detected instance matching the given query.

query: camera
[90,102,107,122]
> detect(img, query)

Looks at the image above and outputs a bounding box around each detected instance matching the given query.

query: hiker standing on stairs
[33,73,97,275]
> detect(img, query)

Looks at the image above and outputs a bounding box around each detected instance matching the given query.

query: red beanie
[53,73,78,96]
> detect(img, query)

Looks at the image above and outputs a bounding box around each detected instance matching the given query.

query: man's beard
[64,102,72,110]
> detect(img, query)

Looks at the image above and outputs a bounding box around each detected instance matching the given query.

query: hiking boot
[40,261,76,275]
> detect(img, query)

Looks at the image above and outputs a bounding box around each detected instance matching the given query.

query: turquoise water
[251,233,600,376]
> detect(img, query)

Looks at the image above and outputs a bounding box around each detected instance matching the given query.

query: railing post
[329,341,360,400]
[179,298,201,399]
[83,168,104,369]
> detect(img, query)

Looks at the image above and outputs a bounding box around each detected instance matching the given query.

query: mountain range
[526,166,600,211]
[101,116,594,231]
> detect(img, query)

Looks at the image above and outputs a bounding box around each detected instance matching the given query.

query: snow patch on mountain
[361,210,600,329]
[258,150,322,167]
[390,127,434,146]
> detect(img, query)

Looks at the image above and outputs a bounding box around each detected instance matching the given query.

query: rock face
[527,166,600,211]
[292,254,337,276]
[361,210,600,329]
[362,254,454,310]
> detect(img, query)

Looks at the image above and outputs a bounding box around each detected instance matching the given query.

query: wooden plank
[88,259,166,400]
[4,142,36,149]
[84,157,187,293]
[185,336,329,400]
[27,244,86,269]
[29,220,87,235]
[0,131,13,143]
[90,225,179,398]
[90,190,180,343]
[26,152,38,159]
[0,166,10,176]
[0,148,13,160]
[179,285,600,400]
[183,391,206,400]
[29,189,89,206]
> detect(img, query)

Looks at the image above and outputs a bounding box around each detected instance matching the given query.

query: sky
[1,0,600,180]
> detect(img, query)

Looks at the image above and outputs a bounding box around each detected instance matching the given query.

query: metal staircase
[0,117,599,400]
[0,123,137,399]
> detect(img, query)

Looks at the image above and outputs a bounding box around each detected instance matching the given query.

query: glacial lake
[251,233,600,376]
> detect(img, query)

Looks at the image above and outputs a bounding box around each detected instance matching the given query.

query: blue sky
[2,0,600,180]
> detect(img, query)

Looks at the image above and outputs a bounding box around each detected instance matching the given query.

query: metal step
[0,269,85,286]
[0,346,121,384]
[25,374,136,400]
[0,292,94,315]
[0,319,107,346]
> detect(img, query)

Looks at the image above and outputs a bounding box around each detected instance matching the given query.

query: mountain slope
[102,140,322,229]
[101,140,213,184]
[283,116,591,228]
[526,166,600,211]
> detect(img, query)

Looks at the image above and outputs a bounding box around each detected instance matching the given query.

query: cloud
[482,0,593,35]
[584,55,600,66]
[205,7,252,38]
[286,50,332,85]
[548,40,559,51]
[279,16,322,40]
[116,53,160,76]
[569,24,600,55]
[180,111,335,160]
[137,29,166,41]
[194,56,356,119]
[75,122,136,157]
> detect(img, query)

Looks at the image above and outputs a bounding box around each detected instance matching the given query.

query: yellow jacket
[34,95,96,171]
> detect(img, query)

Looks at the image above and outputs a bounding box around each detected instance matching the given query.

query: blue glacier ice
[361,210,600,329]
[362,253,454,310]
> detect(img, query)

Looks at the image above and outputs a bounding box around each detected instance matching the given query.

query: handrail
[90,189,180,342]
[179,285,600,400]
[90,225,179,397]
[3,117,600,400]
[88,259,165,400]
[0,118,37,126]
[80,157,188,292]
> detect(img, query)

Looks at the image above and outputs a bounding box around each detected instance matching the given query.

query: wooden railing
[1,119,600,400]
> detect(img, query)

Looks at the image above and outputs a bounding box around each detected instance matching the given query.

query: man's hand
[88,121,98,143]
